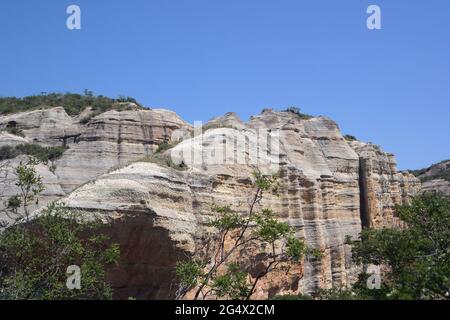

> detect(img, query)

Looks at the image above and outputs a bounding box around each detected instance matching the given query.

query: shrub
[175,171,318,300]
[156,142,173,153]
[0,92,144,116]
[344,135,357,141]
[283,106,313,120]
[0,146,18,160]
[0,159,120,300]
[139,153,187,171]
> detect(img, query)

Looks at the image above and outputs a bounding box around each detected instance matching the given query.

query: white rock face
[61,110,420,299]
[0,107,420,299]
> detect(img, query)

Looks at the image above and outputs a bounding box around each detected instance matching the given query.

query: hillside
[411,160,450,198]
[0,92,144,116]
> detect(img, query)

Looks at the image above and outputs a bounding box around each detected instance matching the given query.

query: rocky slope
[0,106,420,299]
[411,160,450,198]
[0,106,192,212]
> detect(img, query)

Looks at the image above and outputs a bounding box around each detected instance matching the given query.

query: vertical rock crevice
[358,157,371,229]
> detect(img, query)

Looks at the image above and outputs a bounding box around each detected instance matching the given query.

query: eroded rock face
[0,107,420,299]
[61,110,420,299]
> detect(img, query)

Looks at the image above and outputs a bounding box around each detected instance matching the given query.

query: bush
[0,144,67,162]
[283,107,313,120]
[139,153,187,171]
[0,146,18,160]
[79,112,100,125]
[156,142,173,153]
[411,160,450,183]
[0,159,120,300]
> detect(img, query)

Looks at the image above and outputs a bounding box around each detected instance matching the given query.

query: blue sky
[0,0,449,170]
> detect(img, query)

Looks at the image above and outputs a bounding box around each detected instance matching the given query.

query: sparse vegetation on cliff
[344,134,358,141]
[411,160,450,183]
[282,106,313,120]
[0,158,120,300]
[0,91,143,116]
[0,127,25,137]
[0,144,67,162]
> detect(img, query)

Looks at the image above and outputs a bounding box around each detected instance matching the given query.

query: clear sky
[0,0,449,170]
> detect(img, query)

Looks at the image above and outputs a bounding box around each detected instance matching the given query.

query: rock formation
[411,160,450,199]
[0,106,420,299]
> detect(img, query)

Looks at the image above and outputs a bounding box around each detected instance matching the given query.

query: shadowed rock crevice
[96,212,190,300]
[359,158,371,229]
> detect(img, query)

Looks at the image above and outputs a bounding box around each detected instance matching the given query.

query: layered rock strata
[53,109,420,298]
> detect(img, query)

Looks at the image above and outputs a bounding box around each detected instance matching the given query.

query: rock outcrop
[411,160,450,199]
[0,107,420,299]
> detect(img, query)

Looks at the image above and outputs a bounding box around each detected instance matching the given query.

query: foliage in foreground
[0,158,120,300]
[176,171,321,300]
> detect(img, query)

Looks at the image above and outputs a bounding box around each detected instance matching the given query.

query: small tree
[314,193,450,300]
[0,157,120,300]
[176,171,320,300]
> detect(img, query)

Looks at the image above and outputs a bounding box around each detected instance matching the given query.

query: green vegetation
[0,127,25,137]
[0,158,120,299]
[175,171,321,300]
[79,112,101,124]
[280,193,449,300]
[344,134,358,141]
[283,106,313,120]
[156,141,179,154]
[139,153,187,171]
[0,91,143,116]
[134,140,187,170]
[0,144,67,162]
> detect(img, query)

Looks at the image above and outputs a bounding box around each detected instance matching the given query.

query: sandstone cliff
[0,107,420,299]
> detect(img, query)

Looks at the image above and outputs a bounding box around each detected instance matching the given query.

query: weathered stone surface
[349,141,421,228]
[61,110,419,298]
[0,107,420,299]
[0,132,29,147]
